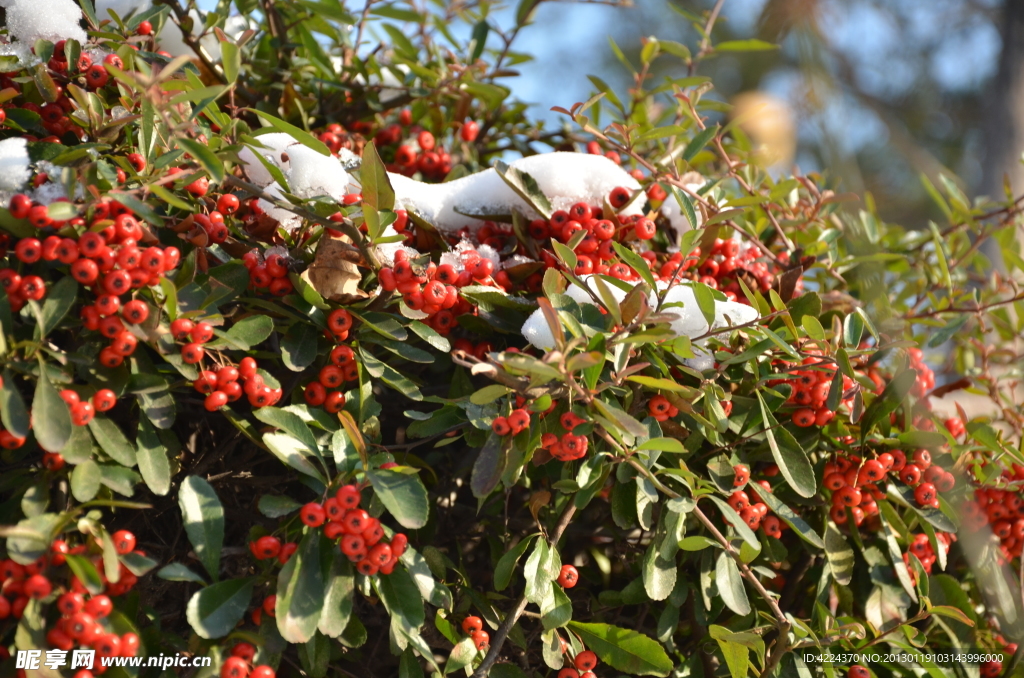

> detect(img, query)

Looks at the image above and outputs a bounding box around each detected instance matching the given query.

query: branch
[469,500,578,678]
[222,176,380,269]
[623,458,792,671]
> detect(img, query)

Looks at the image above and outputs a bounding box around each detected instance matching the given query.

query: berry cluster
[556,648,599,678]
[298,484,408,576]
[360,109,480,180]
[241,248,294,297]
[539,412,591,462]
[646,395,681,421]
[460,616,490,653]
[491,409,530,437]
[823,446,955,526]
[183,354,279,411]
[902,531,955,577]
[219,642,275,678]
[963,463,1024,563]
[769,352,856,429]
[378,246,487,334]
[303,309,358,412]
[59,388,117,428]
[726,464,784,537]
[0,530,143,676]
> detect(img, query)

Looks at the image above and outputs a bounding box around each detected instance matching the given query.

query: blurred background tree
[499,0,1011,228]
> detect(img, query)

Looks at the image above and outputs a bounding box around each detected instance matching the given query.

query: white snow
[0,0,87,45]
[95,0,151,20]
[239,133,301,187]
[520,277,759,358]
[660,178,705,237]
[156,11,246,61]
[391,153,644,233]
[256,183,301,231]
[374,224,418,267]
[0,138,31,193]
[286,145,356,202]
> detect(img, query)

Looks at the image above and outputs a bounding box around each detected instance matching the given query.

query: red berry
[253,535,282,560]
[71,401,95,426]
[170,318,195,340]
[462,616,483,634]
[251,666,275,678]
[181,343,205,364]
[121,299,149,324]
[23,574,52,599]
[205,391,228,411]
[191,322,214,343]
[461,120,479,142]
[93,389,117,412]
[574,650,598,672]
[471,630,490,651]
[301,502,326,527]
[137,20,153,35]
[557,564,579,588]
[221,657,249,678]
[112,530,136,554]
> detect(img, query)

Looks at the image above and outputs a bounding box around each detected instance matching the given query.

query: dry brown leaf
[304,235,368,302]
[528,490,551,525]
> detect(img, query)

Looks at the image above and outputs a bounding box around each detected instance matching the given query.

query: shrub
[1,2,1023,678]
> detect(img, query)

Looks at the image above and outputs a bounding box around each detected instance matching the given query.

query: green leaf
[318,558,354,638]
[282,322,319,371]
[801,315,825,342]
[4,513,61,564]
[89,416,137,467]
[682,126,718,163]
[471,432,508,498]
[714,39,778,52]
[926,313,969,348]
[366,468,429,529]
[715,551,750,616]
[263,432,327,483]
[0,369,29,438]
[494,535,537,591]
[691,282,717,329]
[680,536,719,551]
[222,315,274,350]
[524,539,559,606]
[70,460,101,502]
[376,566,425,631]
[221,40,240,84]
[35,277,77,338]
[755,392,815,498]
[186,577,254,639]
[747,483,823,549]
[258,495,303,518]
[157,562,207,584]
[178,476,225,581]
[494,160,552,219]
[31,366,72,453]
[254,407,318,452]
[136,414,171,496]
[360,141,395,212]
[541,583,573,630]
[178,137,225,183]
[566,622,674,677]
[707,496,760,550]
[860,368,917,438]
[470,384,510,405]
[824,522,854,585]
[249,109,331,156]
[637,437,685,453]
[65,554,104,594]
[275,531,326,643]
[638,512,679,602]
[710,627,752,678]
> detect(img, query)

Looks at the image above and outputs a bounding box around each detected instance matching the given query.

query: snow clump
[520,276,759,370]
[0,138,31,193]
[0,0,87,46]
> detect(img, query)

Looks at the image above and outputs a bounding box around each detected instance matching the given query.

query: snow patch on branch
[0,0,87,46]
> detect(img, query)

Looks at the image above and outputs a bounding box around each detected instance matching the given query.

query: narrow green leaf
[178,476,225,581]
[755,392,815,498]
[186,578,254,639]
[275,531,326,643]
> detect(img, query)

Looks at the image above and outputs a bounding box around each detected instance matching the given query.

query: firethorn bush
[3,1,1024,678]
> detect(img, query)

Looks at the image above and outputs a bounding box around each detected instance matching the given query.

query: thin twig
[469,500,578,678]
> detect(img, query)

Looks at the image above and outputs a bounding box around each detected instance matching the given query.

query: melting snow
[0,0,87,45]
